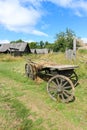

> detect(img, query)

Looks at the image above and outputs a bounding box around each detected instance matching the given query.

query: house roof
[10,42,28,51]
[0,42,29,52]
[0,44,10,52]
[31,48,49,54]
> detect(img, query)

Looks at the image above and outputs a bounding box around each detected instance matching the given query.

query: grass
[0,52,87,130]
[78,49,87,54]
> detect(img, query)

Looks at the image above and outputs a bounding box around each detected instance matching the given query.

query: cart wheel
[47,75,75,103]
[69,71,78,87]
[25,64,35,80]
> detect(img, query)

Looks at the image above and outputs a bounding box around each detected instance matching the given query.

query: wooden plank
[42,65,79,70]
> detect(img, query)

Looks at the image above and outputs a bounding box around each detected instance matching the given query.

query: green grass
[78,49,87,54]
[0,53,87,130]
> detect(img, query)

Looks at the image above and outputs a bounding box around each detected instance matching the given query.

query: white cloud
[31,29,48,36]
[48,0,87,16]
[0,0,87,37]
[24,0,87,17]
[20,0,41,7]
[25,39,35,43]
[0,40,10,44]
[0,0,47,36]
[46,0,72,7]
[74,10,83,17]
[81,38,87,44]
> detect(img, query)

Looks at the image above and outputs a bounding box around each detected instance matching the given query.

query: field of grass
[0,52,87,130]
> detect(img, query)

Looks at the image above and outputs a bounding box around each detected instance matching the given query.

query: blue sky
[0,0,87,44]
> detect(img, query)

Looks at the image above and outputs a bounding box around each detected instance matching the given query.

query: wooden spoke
[62,81,68,87]
[64,89,73,95]
[48,85,57,92]
[64,85,72,89]
[59,94,65,102]
[51,81,58,88]
[55,78,59,86]
[69,71,78,87]
[53,91,58,97]
[63,91,70,98]
[59,79,62,86]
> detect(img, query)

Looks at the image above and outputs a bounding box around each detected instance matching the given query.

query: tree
[44,41,49,47]
[10,39,24,43]
[29,42,37,49]
[54,28,76,52]
[65,28,75,49]
[39,40,44,48]
[44,41,54,50]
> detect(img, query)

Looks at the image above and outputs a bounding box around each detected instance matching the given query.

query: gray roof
[10,42,28,51]
[0,42,29,52]
[31,48,49,54]
[0,44,10,52]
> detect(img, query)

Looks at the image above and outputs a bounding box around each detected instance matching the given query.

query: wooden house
[0,42,31,56]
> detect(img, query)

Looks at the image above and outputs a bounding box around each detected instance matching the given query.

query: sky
[0,0,87,44]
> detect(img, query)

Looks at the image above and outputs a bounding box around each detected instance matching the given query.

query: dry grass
[0,54,23,62]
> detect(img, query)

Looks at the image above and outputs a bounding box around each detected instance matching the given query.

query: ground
[0,52,87,130]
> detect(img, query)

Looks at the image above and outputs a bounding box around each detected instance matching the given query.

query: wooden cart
[25,59,79,103]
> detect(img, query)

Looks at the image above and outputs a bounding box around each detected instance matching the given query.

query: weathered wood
[26,58,78,71]
[42,65,78,70]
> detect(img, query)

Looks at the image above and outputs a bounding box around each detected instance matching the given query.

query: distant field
[0,51,87,130]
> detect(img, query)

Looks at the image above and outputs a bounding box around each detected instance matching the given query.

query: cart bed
[42,64,78,70]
